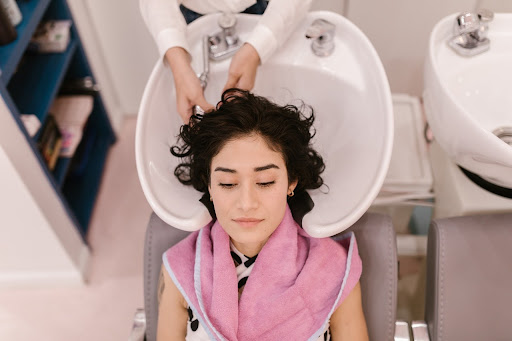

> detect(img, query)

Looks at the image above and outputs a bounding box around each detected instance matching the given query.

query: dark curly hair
[171,89,325,199]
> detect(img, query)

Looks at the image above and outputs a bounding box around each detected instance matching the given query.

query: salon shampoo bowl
[136,11,393,237]
[424,13,512,188]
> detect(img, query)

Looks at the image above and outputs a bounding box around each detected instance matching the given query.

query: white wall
[67,0,128,133]
[0,146,80,286]
[69,0,158,117]
[0,98,89,287]
[72,0,512,115]
[479,0,512,12]
[348,0,477,96]
[311,0,347,15]
[348,0,512,96]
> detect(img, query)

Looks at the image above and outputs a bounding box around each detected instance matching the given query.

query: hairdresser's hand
[165,47,214,123]
[223,43,260,92]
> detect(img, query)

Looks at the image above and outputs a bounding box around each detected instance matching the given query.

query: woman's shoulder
[159,263,188,308]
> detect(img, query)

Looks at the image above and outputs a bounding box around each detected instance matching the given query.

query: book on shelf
[50,95,94,158]
[37,114,62,171]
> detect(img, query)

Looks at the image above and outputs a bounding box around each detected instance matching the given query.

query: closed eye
[219,183,237,188]
[258,181,275,188]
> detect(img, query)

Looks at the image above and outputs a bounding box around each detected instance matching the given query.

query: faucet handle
[449,9,492,55]
[218,12,238,47]
[454,9,494,36]
[454,12,481,35]
[218,12,236,30]
[475,9,494,41]
[305,19,335,39]
[209,12,241,60]
[477,8,494,23]
[306,19,336,57]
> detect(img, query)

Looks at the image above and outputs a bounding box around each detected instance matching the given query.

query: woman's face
[209,134,297,257]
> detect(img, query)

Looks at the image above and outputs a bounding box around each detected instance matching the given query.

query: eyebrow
[214,164,280,173]
[254,164,280,172]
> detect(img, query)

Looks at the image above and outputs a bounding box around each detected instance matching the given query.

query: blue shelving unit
[53,157,72,186]
[8,39,78,136]
[64,132,113,235]
[0,0,116,241]
[0,0,51,83]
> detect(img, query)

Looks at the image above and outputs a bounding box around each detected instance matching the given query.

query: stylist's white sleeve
[246,0,313,64]
[139,0,190,58]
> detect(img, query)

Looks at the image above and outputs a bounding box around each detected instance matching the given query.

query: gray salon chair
[131,212,402,341]
[411,213,512,341]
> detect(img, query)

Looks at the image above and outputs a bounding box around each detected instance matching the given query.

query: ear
[289,179,298,192]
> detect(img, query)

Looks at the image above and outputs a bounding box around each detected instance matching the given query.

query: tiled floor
[0,117,152,341]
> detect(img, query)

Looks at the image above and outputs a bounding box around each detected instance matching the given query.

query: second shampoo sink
[136,11,393,237]
[424,12,512,188]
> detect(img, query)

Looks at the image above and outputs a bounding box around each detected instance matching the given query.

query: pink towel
[163,206,362,340]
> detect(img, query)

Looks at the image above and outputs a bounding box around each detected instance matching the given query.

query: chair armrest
[394,320,411,340]
[411,320,430,341]
[128,309,146,341]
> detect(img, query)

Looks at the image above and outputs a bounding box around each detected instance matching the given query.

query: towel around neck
[163,205,362,340]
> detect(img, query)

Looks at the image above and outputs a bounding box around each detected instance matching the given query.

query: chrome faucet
[306,19,335,57]
[193,35,210,116]
[194,13,243,115]
[194,13,242,115]
[449,9,494,56]
[198,35,209,89]
[208,12,242,61]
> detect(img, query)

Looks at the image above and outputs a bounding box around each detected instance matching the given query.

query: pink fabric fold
[163,206,362,340]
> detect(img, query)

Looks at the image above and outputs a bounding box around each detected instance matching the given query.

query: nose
[237,183,259,212]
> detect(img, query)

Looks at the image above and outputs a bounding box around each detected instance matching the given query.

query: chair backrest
[144,212,397,341]
[425,213,512,341]
[144,213,191,341]
[345,213,398,341]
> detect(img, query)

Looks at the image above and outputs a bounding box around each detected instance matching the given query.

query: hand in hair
[223,44,260,93]
[165,47,214,123]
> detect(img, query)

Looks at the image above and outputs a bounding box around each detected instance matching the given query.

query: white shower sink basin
[136,11,393,237]
[424,13,512,187]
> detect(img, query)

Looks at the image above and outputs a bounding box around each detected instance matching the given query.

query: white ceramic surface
[424,13,512,187]
[136,11,393,238]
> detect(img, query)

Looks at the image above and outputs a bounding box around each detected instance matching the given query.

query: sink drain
[493,127,512,146]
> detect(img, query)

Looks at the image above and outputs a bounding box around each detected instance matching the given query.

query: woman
[157,89,369,340]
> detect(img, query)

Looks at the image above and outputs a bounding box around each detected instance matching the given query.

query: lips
[233,218,264,227]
